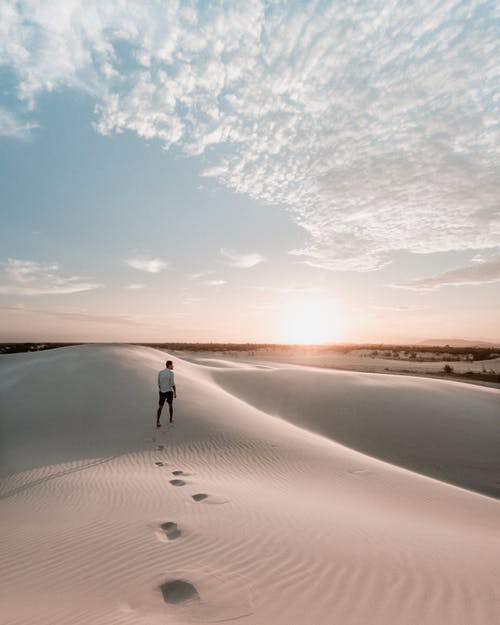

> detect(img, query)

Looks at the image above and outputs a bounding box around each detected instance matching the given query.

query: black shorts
[159,391,174,406]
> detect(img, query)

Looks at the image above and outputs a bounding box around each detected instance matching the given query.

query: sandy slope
[1,344,499,625]
[210,365,500,497]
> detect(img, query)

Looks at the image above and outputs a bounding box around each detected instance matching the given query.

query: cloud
[125,283,146,289]
[188,271,212,280]
[180,285,202,306]
[204,279,227,286]
[124,255,168,273]
[251,284,327,296]
[220,248,265,268]
[370,304,428,312]
[0,107,37,139]
[1,2,499,270]
[0,304,141,325]
[0,258,103,295]
[181,291,200,305]
[390,253,500,291]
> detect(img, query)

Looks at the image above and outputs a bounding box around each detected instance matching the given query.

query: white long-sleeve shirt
[158,368,175,392]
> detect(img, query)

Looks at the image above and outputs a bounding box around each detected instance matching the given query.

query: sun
[276,298,344,344]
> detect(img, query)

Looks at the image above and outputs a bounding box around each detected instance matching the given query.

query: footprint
[192,493,208,501]
[170,479,186,487]
[157,445,165,451]
[155,461,165,467]
[191,493,229,504]
[159,521,181,540]
[172,470,188,476]
[159,579,199,605]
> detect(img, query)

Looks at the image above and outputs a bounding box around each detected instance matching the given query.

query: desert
[1,343,499,625]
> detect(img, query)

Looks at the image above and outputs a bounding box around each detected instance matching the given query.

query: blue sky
[0,1,499,343]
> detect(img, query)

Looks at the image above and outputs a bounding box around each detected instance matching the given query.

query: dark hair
[166,360,173,367]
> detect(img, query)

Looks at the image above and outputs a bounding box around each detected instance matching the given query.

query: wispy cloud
[205,279,227,286]
[390,253,500,291]
[220,248,265,268]
[125,283,146,289]
[0,107,37,139]
[0,304,141,325]
[188,271,212,280]
[181,290,201,305]
[370,304,428,312]
[124,255,168,273]
[0,259,102,295]
[251,284,327,296]
[1,2,499,270]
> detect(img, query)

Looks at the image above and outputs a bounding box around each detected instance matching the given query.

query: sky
[0,0,499,344]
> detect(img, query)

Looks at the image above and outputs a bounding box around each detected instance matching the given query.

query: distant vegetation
[2,341,499,361]
[141,342,286,352]
[369,346,500,362]
[0,342,81,354]
[140,342,500,361]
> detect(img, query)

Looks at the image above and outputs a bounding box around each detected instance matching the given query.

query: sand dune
[209,365,500,497]
[1,344,499,625]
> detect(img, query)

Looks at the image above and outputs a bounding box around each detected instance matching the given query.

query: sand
[1,344,499,625]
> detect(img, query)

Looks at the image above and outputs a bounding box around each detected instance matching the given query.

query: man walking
[157,360,177,427]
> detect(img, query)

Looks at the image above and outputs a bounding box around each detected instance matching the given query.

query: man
[157,360,177,427]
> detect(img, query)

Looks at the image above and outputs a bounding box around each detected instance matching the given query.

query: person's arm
[158,371,161,390]
[173,384,177,398]
[172,372,176,397]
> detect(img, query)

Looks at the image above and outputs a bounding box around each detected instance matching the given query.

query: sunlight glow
[276,299,344,344]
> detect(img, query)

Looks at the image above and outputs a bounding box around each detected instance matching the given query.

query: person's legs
[167,391,174,422]
[157,393,166,427]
